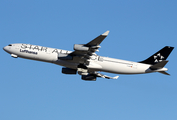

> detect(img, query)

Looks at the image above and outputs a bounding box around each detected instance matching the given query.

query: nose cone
[3,45,11,54]
[3,46,8,52]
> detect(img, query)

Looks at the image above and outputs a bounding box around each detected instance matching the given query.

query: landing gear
[77,64,88,76]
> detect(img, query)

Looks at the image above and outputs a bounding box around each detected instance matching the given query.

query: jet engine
[81,74,97,81]
[74,44,89,51]
[62,67,77,74]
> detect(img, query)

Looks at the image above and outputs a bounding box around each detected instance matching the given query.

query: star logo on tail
[154,53,164,63]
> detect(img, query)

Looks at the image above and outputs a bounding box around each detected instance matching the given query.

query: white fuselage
[3,43,167,75]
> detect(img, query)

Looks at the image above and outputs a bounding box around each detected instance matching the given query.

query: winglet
[102,30,110,36]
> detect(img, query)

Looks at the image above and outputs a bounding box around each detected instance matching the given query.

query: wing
[94,72,119,79]
[81,71,119,81]
[70,31,109,57]
[85,31,110,46]
[69,31,115,80]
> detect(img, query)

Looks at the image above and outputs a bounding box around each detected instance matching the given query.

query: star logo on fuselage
[154,53,164,63]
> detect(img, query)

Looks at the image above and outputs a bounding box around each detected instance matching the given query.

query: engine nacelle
[81,74,97,81]
[62,67,77,74]
[74,44,89,51]
[58,54,73,60]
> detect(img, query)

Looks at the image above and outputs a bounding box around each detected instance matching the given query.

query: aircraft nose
[3,45,11,53]
[3,46,8,52]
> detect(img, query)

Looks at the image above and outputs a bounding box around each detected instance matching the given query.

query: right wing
[68,31,114,80]
[70,31,109,58]
[85,31,110,47]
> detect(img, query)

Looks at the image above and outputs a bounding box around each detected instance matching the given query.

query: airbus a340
[3,31,174,80]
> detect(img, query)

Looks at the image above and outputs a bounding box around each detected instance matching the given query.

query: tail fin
[139,46,174,65]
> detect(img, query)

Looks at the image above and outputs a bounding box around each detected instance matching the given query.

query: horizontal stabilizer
[158,71,170,75]
[150,60,168,70]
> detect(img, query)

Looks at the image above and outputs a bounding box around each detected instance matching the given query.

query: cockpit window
[8,44,12,46]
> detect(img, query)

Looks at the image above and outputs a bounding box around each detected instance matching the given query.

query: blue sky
[0,0,177,120]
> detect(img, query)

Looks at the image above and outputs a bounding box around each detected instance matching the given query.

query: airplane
[3,31,174,81]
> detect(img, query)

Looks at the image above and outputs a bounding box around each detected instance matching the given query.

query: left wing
[81,72,119,81]
[94,72,119,79]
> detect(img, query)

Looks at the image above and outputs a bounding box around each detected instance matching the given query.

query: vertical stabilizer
[139,46,174,65]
